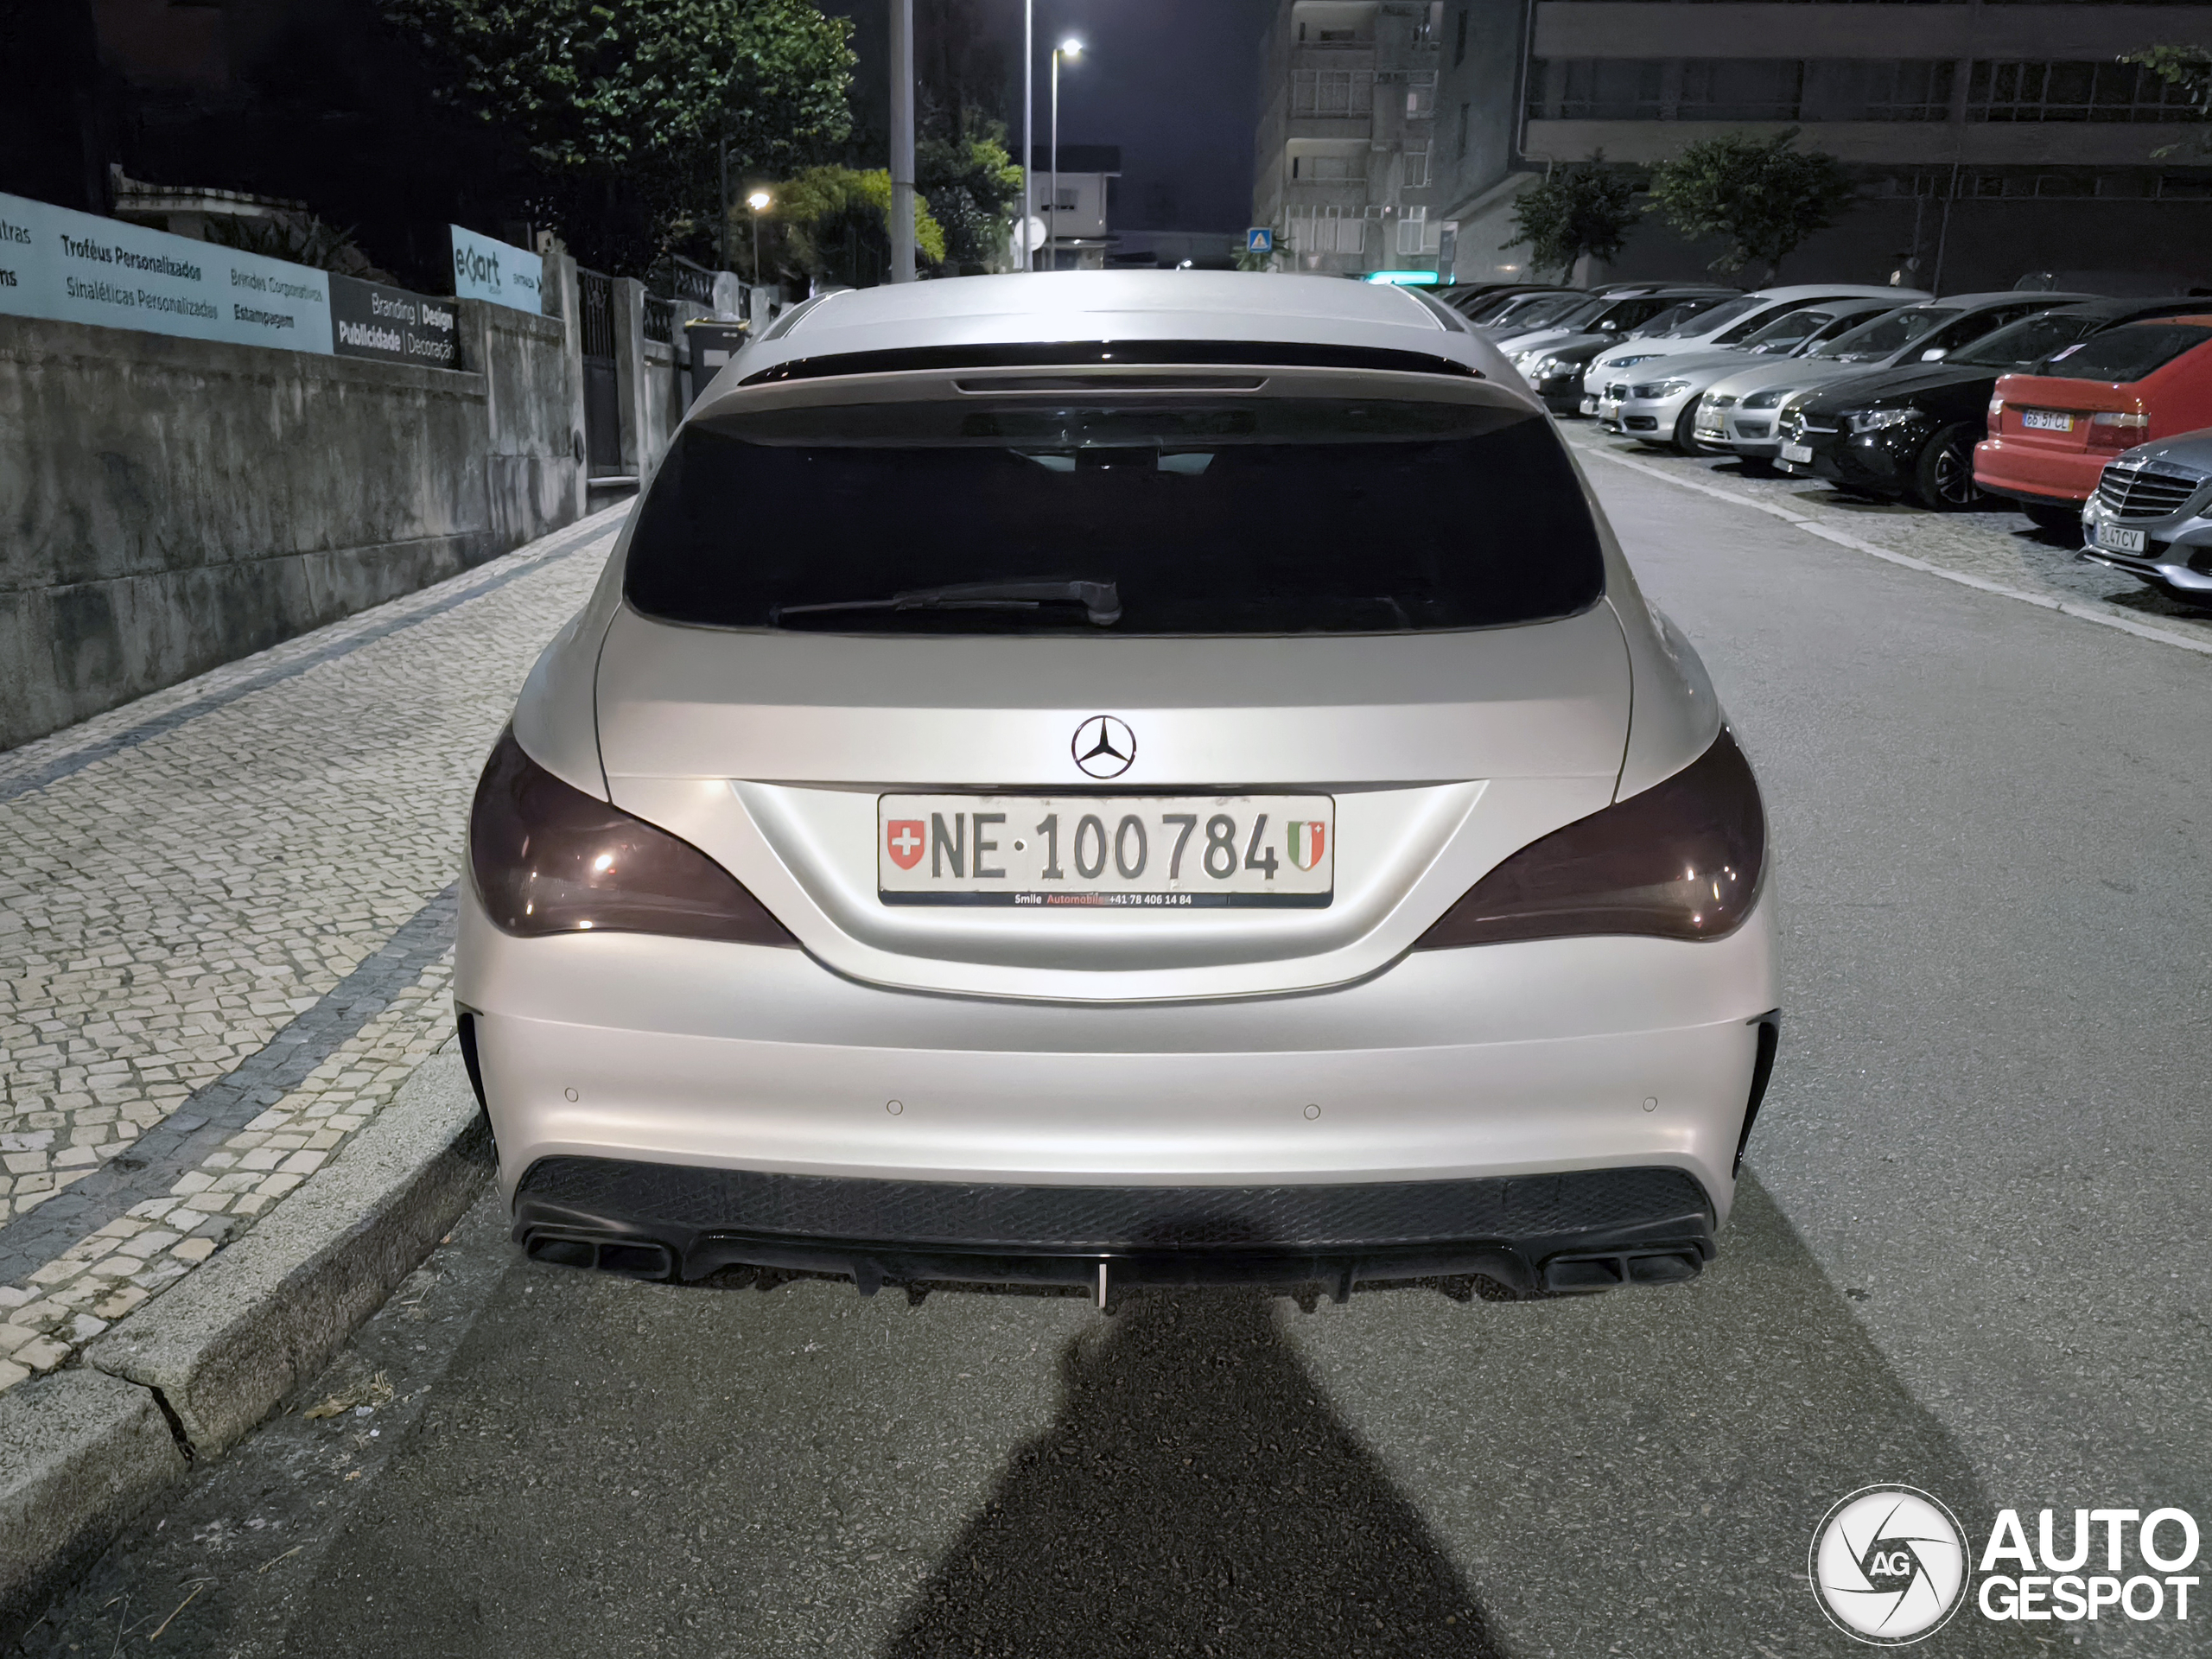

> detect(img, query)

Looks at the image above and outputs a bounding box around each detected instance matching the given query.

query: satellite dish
[1020,215,1049,258]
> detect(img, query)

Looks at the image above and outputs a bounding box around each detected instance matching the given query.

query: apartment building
[1251,2,1457,277]
[1261,1,2212,293]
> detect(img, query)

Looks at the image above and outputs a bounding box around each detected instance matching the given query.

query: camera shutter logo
[1810,1486,1970,1645]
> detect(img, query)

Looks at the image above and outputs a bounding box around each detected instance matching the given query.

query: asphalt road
[18,452,2210,1658]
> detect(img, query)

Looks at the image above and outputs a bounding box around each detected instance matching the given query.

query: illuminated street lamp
[1050,37,1083,272]
[747,190,772,287]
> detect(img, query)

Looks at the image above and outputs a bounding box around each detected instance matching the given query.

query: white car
[1583,283,1926,426]
[1589,298,1913,441]
[456,271,1780,1303]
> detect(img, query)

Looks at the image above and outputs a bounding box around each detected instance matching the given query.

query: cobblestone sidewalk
[0,504,627,1391]
[1561,425,2212,652]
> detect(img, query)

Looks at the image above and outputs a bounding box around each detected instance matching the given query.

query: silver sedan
[454,271,1780,1304]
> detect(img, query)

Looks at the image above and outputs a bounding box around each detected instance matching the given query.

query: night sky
[825,0,1280,234]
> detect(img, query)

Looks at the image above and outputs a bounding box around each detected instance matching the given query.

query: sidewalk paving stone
[0,504,627,1395]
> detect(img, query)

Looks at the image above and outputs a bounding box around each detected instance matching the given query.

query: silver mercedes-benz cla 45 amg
[455,271,1780,1303]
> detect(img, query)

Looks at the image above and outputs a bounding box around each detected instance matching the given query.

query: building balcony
[1533,3,2212,63]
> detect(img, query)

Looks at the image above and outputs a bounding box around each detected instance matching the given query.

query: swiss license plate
[1580,395,1599,416]
[2096,523,2147,554]
[2023,410,2075,432]
[1781,442,1814,464]
[880,795,1334,908]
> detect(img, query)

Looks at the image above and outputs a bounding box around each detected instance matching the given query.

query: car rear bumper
[509,1157,1726,1296]
[1974,437,2101,505]
[455,881,1782,1290]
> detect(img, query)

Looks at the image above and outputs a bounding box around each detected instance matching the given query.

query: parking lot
[11,448,2208,1656]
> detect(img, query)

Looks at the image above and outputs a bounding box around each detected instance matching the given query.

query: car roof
[1920,290,2099,309]
[1746,283,1912,301]
[722,270,1516,389]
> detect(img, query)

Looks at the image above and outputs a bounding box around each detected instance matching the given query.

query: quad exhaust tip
[524,1232,675,1280]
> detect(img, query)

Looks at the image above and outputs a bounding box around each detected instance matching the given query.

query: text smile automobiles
[456,271,1781,1304]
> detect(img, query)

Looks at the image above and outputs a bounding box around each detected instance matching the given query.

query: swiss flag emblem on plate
[886,819,926,871]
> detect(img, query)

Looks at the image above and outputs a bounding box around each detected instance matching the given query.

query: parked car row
[1436,280,2212,611]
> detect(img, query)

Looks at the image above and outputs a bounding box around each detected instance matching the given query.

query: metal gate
[577,267,621,475]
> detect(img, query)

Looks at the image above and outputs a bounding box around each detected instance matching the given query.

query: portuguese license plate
[879,795,1334,907]
[2096,523,2147,554]
[1781,442,1814,464]
[2024,410,2075,432]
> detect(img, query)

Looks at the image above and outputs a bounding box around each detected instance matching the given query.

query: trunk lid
[595,605,1632,1001]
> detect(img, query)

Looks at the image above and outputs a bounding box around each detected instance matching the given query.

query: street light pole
[1021,0,1033,270]
[747,191,771,292]
[889,0,915,283]
[1050,39,1081,274]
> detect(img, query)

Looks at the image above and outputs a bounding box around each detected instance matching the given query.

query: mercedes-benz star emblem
[1071,715,1136,779]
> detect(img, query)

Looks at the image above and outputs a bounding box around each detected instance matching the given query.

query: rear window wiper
[771,578,1122,626]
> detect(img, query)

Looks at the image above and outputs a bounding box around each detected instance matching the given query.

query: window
[1970,60,2201,123]
[1801,59,1955,120]
[2041,324,2212,383]
[1052,189,1078,211]
[1294,68,1376,118]
[1403,142,1432,189]
[1527,57,1959,121]
[1397,205,1436,255]
[1454,8,1469,67]
[626,393,1606,637]
[1407,71,1438,118]
[1679,59,1803,120]
[1458,102,1471,156]
[1288,207,1369,255]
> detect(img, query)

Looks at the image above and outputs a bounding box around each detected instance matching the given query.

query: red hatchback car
[1975,315,2212,531]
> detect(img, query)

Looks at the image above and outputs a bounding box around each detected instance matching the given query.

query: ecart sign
[448,225,543,315]
[0,189,334,353]
[329,273,458,368]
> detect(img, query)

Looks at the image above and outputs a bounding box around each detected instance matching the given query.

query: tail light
[2087,410,2149,454]
[1415,728,1764,949]
[467,728,796,945]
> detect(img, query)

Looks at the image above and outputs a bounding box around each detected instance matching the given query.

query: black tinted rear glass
[626,395,1605,635]
[1948,312,2098,370]
[2037,323,2212,384]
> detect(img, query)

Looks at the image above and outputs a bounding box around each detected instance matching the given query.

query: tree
[1502,154,1643,280]
[2123,43,2212,156]
[1645,128,1854,283]
[918,119,1024,272]
[768,165,946,287]
[382,0,855,273]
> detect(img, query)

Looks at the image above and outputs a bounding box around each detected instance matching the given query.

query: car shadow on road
[876,1288,1503,1659]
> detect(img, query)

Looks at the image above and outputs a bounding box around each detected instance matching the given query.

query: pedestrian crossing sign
[1246,227,1273,253]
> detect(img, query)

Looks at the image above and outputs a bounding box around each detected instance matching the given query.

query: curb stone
[0,1370,187,1647]
[0,1048,490,1646]
[84,1050,492,1459]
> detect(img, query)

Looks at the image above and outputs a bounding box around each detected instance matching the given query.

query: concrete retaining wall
[0,276,592,752]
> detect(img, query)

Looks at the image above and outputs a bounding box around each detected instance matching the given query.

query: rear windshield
[1810,307,1958,362]
[1674,295,1764,339]
[1631,296,1725,337]
[2036,322,2212,384]
[624,393,1606,635]
[1948,311,2099,371]
[1492,293,1586,330]
[1739,307,1834,350]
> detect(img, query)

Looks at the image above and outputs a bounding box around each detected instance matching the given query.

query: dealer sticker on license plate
[879,795,1334,907]
[2023,410,2075,432]
[2096,523,2147,554]
[1781,443,1814,464]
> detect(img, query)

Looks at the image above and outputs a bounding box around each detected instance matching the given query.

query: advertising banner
[0,189,334,354]
[449,225,544,315]
[329,273,461,370]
